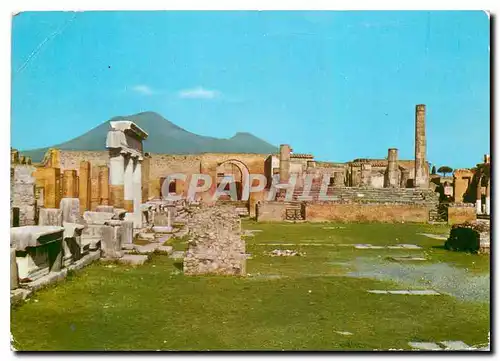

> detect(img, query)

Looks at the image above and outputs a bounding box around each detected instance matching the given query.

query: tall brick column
[414,104,429,188]
[279,144,291,184]
[476,175,482,214]
[62,170,78,198]
[79,161,91,213]
[385,148,399,188]
[360,163,372,187]
[90,165,100,211]
[98,165,110,205]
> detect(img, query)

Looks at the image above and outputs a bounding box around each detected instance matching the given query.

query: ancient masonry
[414,104,429,188]
[184,205,246,276]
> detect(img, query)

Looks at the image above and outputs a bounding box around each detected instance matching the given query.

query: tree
[437,166,453,177]
[431,165,436,175]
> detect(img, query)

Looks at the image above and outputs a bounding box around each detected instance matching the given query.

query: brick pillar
[62,170,78,198]
[360,163,372,187]
[34,167,61,208]
[79,161,91,213]
[90,165,100,211]
[98,165,110,205]
[476,175,482,214]
[279,144,291,184]
[142,154,150,202]
[385,148,399,188]
[11,149,19,164]
[333,171,344,187]
[414,104,429,188]
[400,169,410,188]
[486,178,490,216]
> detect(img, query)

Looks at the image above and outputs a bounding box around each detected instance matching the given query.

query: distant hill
[19,111,278,162]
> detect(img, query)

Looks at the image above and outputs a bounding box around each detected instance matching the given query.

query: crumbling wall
[12,165,37,226]
[447,203,476,225]
[184,205,245,276]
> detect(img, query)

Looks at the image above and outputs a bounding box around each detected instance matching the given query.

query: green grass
[11,221,490,351]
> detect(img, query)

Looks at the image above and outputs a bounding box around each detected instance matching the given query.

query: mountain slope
[19,112,278,162]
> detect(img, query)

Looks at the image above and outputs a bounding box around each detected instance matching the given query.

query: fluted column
[132,158,142,227]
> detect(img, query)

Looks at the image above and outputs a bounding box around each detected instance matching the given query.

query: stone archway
[216,159,250,201]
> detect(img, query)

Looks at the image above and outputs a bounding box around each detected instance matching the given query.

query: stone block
[60,198,82,224]
[96,205,114,213]
[118,254,148,266]
[38,208,63,226]
[121,221,134,244]
[134,243,160,254]
[62,222,85,263]
[83,211,114,225]
[101,225,123,259]
[11,248,18,290]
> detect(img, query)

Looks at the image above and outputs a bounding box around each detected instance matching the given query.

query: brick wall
[59,150,109,172]
[447,203,476,225]
[305,202,431,223]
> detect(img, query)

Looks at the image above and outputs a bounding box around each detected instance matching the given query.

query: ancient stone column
[400,169,410,188]
[98,165,110,205]
[79,161,91,213]
[132,158,142,226]
[484,154,490,164]
[279,144,291,184]
[385,148,399,188]
[333,171,344,187]
[414,104,429,188]
[90,165,100,211]
[109,151,125,208]
[62,170,78,198]
[124,155,134,212]
[476,175,482,214]
[486,178,490,216]
[360,163,372,187]
[11,149,19,164]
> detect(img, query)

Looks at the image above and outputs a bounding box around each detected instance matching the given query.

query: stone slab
[390,256,427,262]
[170,251,185,259]
[26,269,68,291]
[439,341,472,350]
[408,342,442,351]
[83,211,114,225]
[118,254,148,266]
[60,198,81,223]
[96,205,114,213]
[152,226,174,233]
[10,288,32,305]
[10,226,64,251]
[418,233,448,240]
[134,243,160,254]
[369,290,440,295]
[157,245,173,254]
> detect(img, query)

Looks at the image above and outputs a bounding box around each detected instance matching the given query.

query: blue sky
[11,11,490,168]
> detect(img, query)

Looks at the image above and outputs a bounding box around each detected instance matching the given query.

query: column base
[124,200,134,212]
[110,185,124,208]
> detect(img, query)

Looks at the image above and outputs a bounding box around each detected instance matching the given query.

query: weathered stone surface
[10,226,64,251]
[184,205,246,276]
[118,254,148,266]
[157,245,173,254]
[408,342,441,351]
[96,205,114,213]
[12,165,37,226]
[60,198,82,224]
[152,226,173,233]
[134,243,160,254]
[38,208,63,226]
[11,248,19,290]
[121,221,134,244]
[10,288,32,305]
[62,222,85,263]
[112,208,127,220]
[83,211,114,225]
[101,225,123,259]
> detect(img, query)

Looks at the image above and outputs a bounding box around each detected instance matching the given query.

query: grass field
[11,221,490,351]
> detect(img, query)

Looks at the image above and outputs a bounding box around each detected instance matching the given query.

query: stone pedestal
[39,208,63,226]
[60,198,81,224]
[101,222,124,259]
[11,248,19,290]
[62,222,85,265]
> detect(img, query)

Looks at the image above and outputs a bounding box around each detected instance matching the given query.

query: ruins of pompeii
[10,104,490,351]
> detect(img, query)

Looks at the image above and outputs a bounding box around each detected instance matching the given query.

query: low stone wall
[12,165,37,226]
[257,200,432,223]
[184,205,246,276]
[447,203,476,225]
[305,202,431,223]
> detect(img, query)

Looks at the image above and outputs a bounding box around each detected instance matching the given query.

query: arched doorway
[216,160,250,201]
